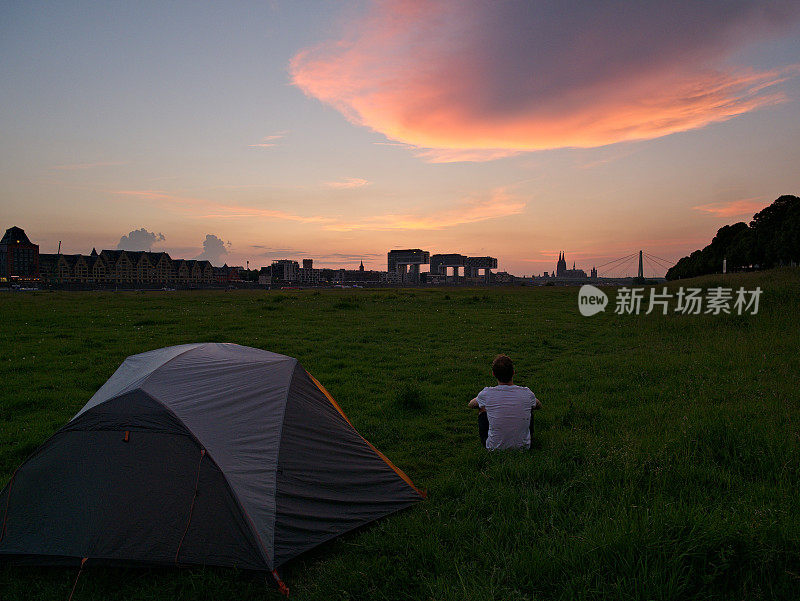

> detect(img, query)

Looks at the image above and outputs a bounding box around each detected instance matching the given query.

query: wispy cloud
[291,1,800,162]
[112,186,524,232]
[251,245,383,263]
[575,146,642,170]
[324,177,370,189]
[112,189,329,223]
[249,131,288,148]
[53,161,127,170]
[692,197,768,217]
[413,148,523,163]
[323,188,525,231]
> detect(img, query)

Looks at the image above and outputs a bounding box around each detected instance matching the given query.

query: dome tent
[0,343,424,591]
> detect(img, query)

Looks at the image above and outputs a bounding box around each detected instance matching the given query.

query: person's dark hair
[492,354,514,383]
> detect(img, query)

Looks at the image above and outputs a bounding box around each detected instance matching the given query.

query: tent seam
[1,400,272,570]
[269,358,299,564]
[131,344,204,395]
[73,344,203,420]
[106,345,295,570]
[115,390,277,570]
[306,371,427,498]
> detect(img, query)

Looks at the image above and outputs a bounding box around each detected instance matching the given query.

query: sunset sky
[2,1,800,276]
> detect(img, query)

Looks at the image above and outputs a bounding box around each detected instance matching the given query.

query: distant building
[334,266,382,285]
[5,226,508,289]
[272,259,299,282]
[0,226,232,287]
[387,249,430,284]
[555,252,588,279]
[380,270,401,284]
[430,253,465,277]
[464,256,497,281]
[429,253,497,283]
[256,266,271,285]
[38,249,213,286]
[0,226,39,282]
[215,264,242,285]
[298,258,321,284]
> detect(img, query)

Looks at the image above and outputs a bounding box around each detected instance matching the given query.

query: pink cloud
[291,1,800,162]
[692,197,769,217]
[324,177,370,189]
[249,131,288,148]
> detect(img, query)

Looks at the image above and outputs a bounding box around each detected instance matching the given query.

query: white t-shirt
[477,385,537,450]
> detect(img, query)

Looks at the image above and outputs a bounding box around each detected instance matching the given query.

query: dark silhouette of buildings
[38,249,215,286]
[429,253,497,283]
[387,249,430,284]
[0,226,39,283]
[1,226,222,286]
[387,249,498,284]
[3,225,511,288]
[554,251,589,279]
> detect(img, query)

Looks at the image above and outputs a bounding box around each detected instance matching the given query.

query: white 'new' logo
[578,285,608,316]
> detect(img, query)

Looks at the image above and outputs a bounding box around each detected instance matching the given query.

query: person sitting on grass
[468,354,542,450]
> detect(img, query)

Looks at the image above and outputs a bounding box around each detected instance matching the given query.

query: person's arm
[469,388,487,409]
[532,393,542,410]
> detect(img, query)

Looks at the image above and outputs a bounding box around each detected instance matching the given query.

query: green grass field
[1,269,799,600]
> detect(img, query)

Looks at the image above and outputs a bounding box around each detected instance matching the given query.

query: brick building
[37,249,214,286]
[0,226,39,283]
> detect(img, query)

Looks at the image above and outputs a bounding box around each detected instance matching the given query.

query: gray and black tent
[0,343,424,591]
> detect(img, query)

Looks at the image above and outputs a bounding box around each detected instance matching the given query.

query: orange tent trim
[306,371,427,499]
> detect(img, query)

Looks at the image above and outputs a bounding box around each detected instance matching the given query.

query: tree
[666,195,800,280]
[750,195,800,267]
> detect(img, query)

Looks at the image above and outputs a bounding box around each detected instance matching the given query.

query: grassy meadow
[1,269,799,600]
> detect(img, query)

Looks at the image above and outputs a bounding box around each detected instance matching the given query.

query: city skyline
[2,2,800,276]
[0,222,649,280]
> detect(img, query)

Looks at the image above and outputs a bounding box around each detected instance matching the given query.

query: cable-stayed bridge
[595,250,675,280]
[530,250,675,285]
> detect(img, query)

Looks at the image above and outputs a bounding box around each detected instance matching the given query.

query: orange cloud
[290,1,800,162]
[692,197,768,217]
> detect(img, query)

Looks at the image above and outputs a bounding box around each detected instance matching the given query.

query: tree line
[666,195,800,280]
